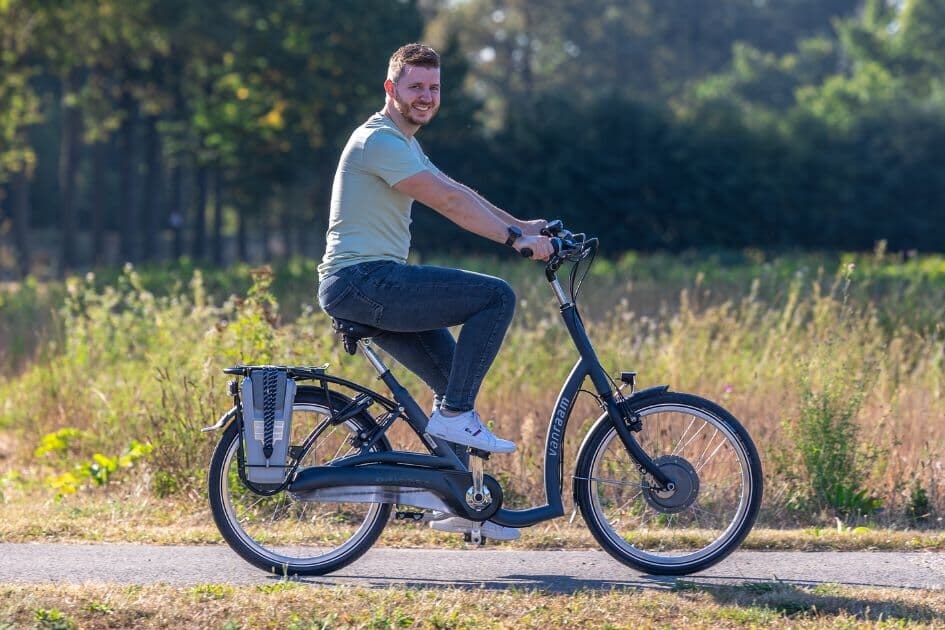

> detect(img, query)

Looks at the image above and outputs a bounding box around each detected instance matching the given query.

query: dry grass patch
[1,494,943,552]
[1,581,943,629]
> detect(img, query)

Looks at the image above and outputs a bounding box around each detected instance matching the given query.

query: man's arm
[393,170,555,259]
[441,174,546,236]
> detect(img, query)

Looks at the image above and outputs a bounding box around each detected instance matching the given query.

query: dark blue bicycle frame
[286,259,673,527]
[492,298,671,527]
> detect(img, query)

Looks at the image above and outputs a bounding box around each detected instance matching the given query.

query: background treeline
[2,0,945,278]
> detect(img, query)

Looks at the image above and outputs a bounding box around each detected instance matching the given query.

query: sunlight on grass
[1,251,943,533]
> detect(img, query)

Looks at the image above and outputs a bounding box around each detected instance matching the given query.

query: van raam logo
[548,396,570,456]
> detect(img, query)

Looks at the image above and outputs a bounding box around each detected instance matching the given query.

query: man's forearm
[448,178,528,231]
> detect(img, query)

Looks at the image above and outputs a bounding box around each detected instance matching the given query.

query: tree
[0,0,42,277]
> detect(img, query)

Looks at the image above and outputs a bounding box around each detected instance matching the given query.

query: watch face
[506,226,523,246]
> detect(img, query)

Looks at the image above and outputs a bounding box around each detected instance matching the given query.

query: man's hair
[387,43,440,82]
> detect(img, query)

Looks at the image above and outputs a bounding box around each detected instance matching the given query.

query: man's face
[389,64,440,127]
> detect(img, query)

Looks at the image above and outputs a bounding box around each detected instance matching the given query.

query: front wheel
[574,392,762,575]
[208,386,392,576]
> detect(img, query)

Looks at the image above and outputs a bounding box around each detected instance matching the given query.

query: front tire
[208,386,392,575]
[574,392,762,575]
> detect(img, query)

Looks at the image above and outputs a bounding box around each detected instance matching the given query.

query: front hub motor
[643,455,700,513]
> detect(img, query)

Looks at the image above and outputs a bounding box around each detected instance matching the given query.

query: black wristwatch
[505,225,523,247]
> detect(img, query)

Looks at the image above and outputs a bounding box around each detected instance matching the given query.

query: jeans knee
[491,278,516,318]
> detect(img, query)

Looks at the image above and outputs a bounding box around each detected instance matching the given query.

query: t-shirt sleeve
[363,130,430,186]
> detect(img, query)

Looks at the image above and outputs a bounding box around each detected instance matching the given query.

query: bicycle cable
[568,237,597,304]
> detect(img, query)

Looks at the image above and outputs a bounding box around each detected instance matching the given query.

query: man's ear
[383,79,395,99]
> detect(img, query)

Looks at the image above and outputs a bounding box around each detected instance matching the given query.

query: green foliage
[907,480,932,525]
[83,601,114,615]
[775,268,886,522]
[36,429,153,498]
[2,253,944,525]
[34,428,89,461]
[7,1,945,280]
[188,584,234,600]
[787,370,879,518]
[33,608,77,630]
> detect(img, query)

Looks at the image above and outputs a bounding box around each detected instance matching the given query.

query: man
[317,43,554,540]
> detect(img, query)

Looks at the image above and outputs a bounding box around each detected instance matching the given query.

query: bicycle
[204,221,763,576]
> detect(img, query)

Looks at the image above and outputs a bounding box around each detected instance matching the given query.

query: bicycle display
[204,221,763,576]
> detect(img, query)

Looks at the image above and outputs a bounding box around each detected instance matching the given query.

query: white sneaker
[425,409,516,454]
[429,516,521,541]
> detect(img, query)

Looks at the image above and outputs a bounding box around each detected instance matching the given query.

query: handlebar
[519,219,591,263]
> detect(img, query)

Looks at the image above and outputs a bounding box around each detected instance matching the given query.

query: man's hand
[520,219,548,236]
[513,235,556,261]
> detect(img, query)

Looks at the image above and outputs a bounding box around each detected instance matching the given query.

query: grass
[0,493,943,551]
[0,248,944,532]
[1,581,944,628]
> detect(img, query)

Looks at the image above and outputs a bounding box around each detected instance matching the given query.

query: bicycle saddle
[331,318,383,354]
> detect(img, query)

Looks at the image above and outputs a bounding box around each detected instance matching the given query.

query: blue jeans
[318,261,516,412]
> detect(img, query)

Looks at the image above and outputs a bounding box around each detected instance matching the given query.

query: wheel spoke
[671,415,699,456]
[577,397,760,572]
[586,475,647,490]
[209,395,390,575]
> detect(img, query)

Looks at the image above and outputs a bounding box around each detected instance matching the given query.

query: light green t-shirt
[317,113,438,279]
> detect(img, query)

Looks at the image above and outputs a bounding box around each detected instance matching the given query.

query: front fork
[603,387,674,490]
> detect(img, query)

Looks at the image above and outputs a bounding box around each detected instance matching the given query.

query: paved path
[1,545,943,592]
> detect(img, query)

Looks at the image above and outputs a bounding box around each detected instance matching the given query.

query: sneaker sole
[424,430,516,454]
[430,522,520,541]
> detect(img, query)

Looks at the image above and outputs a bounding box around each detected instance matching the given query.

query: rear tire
[208,386,391,575]
[574,392,762,575]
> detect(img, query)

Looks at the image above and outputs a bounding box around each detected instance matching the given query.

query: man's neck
[381,103,419,138]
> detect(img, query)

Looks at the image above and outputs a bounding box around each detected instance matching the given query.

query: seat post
[358,339,389,376]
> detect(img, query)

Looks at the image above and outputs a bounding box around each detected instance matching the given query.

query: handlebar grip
[541,219,563,237]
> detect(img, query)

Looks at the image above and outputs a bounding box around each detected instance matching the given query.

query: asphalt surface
[1,545,943,592]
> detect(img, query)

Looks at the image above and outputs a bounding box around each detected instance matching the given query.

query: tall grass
[0,248,942,527]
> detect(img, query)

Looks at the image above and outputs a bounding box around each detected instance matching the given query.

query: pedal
[394,511,426,522]
[394,510,449,523]
[467,447,491,460]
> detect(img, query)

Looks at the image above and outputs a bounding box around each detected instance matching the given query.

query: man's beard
[393,94,438,126]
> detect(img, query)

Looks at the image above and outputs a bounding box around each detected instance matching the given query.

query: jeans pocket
[317,275,354,313]
[319,277,384,325]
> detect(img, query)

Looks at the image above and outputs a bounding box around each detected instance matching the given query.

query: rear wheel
[574,392,762,575]
[208,386,391,575]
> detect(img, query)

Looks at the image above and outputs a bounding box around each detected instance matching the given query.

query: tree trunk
[237,202,248,262]
[191,165,207,261]
[279,193,293,259]
[118,93,138,263]
[212,168,224,266]
[12,167,32,278]
[58,71,82,276]
[141,115,162,262]
[169,163,184,260]
[91,141,107,266]
[261,203,271,260]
